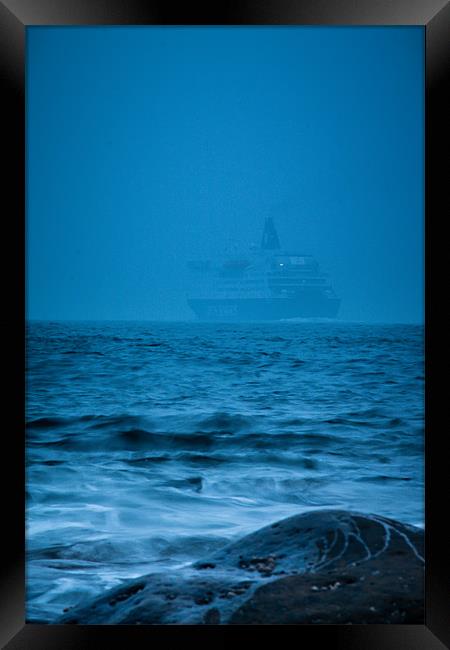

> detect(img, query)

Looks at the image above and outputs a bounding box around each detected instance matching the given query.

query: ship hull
[188,295,340,321]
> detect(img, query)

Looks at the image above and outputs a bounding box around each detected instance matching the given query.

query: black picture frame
[1,1,448,647]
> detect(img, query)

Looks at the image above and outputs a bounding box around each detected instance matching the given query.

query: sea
[26,321,424,622]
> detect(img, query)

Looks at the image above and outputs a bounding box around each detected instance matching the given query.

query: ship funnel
[261,217,280,250]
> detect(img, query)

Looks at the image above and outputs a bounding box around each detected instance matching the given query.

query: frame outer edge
[0,0,448,647]
[425,2,450,647]
[0,0,449,26]
[0,0,26,647]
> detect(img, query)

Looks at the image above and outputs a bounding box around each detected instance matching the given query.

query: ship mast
[261,217,281,250]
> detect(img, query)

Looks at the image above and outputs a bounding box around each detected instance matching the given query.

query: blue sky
[26,26,424,322]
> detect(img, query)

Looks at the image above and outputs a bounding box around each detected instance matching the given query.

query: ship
[186,218,340,321]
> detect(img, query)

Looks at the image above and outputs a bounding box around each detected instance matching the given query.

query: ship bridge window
[273,255,315,267]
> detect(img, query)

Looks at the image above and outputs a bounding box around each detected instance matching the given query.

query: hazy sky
[26,26,424,322]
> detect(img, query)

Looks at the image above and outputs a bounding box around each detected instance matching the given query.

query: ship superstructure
[187,218,340,321]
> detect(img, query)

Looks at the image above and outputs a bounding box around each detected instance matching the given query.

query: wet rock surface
[58,510,424,625]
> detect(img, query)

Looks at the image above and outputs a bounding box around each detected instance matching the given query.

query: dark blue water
[26,321,424,622]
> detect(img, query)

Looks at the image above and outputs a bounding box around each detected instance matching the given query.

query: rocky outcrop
[58,510,424,625]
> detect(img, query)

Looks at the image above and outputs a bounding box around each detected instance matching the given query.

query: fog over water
[26,26,424,323]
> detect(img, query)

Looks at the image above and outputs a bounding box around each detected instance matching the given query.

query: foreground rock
[59,510,424,625]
